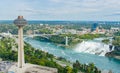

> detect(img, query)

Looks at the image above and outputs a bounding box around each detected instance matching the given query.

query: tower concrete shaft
[65,36,68,46]
[14,16,27,68]
[18,26,25,68]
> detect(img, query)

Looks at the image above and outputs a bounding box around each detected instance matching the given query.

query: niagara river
[25,37,120,73]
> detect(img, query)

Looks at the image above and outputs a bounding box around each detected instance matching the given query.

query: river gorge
[24,37,120,73]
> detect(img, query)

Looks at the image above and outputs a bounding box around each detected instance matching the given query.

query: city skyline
[0,0,120,21]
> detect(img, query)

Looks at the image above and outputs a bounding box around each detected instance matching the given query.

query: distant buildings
[110,27,119,32]
[55,29,77,34]
[79,28,91,35]
[106,27,120,36]
[0,31,12,37]
[64,29,77,34]
[21,22,120,36]
[90,23,106,34]
[91,23,98,32]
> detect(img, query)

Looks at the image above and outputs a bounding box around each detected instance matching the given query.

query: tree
[73,60,80,70]
[86,66,91,73]
[64,66,73,73]
[89,63,95,72]
[108,70,113,73]
[102,39,110,44]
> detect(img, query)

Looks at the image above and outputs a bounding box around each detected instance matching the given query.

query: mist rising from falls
[74,41,111,56]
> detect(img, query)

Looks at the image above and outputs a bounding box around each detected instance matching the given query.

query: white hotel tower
[14,16,27,68]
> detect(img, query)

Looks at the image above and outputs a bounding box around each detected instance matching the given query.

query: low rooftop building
[8,63,58,73]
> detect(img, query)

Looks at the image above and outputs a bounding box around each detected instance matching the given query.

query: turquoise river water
[25,37,120,73]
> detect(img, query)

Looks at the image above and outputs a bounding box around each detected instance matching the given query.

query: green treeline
[38,28,53,34]
[48,34,104,46]
[102,39,110,44]
[112,36,120,46]
[114,31,120,36]
[105,36,120,60]
[73,60,101,73]
[0,37,18,61]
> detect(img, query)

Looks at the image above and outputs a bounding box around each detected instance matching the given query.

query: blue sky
[0,0,120,21]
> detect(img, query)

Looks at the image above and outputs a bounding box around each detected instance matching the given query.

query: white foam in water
[61,51,66,55]
[74,41,110,56]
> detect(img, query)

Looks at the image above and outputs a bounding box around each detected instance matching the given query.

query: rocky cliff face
[114,46,120,51]
[105,45,120,59]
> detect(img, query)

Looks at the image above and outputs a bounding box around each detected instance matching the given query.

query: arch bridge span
[13,34,57,39]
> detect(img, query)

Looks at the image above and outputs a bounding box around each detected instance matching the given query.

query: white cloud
[50,0,61,3]
[16,0,120,20]
[0,0,120,20]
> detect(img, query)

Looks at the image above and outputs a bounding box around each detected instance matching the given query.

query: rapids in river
[74,38,113,56]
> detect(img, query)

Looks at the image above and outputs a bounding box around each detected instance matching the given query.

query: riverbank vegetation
[106,36,120,60]
[102,39,110,44]
[0,37,102,73]
[114,31,120,36]
[73,60,101,73]
[0,37,17,61]
[112,36,120,46]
